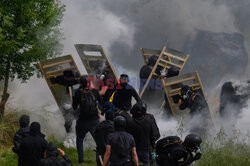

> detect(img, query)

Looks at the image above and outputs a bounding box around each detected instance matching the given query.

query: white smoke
[5,0,250,147]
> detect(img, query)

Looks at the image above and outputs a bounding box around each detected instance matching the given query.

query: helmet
[183,134,202,151]
[120,74,129,81]
[167,67,179,78]
[148,55,158,67]
[114,116,126,131]
[79,75,88,89]
[180,85,193,100]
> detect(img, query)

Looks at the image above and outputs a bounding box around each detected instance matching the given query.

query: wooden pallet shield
[38,55,81,108]
[75,44,117,85]
[162,71,214,121]
[139,46,189,108]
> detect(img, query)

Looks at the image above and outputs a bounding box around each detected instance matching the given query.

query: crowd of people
[13,55,209,165]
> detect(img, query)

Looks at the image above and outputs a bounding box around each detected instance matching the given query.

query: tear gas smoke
[5,0,250,147]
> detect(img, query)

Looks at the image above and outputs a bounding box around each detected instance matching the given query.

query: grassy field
[1,112,250,166]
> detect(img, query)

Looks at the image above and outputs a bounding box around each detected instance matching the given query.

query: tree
[0,0,65,117]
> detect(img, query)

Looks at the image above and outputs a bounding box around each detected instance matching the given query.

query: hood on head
[46,142,58,157]
[29,122,41,136]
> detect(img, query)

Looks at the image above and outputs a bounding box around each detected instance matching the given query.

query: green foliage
[0,0,65,81]
[0,111,19,151]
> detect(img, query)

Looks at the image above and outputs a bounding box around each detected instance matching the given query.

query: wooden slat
[159,59,182,68]
[46,66,75,75]
[165,76,196,86]
[43,59,72,69]
[81,56,106,61]
[168,83,200,94]
[169,87,201,97]
[163,52,186,62]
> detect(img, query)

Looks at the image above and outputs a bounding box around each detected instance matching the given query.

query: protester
[109,74,141,112]
[124,103,160,165]
[177,85,210,134]
[103,116,139,166]
[156,134,202,166]
[94,110,115,166]
[72,75,102,164]
[12,115,30,166]
[19,122,48,166]
[41,142,72,166]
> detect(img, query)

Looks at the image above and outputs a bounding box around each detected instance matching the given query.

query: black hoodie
[19,122,48,166]
[41,142,72,166]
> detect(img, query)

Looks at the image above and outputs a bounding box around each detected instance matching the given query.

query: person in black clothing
[12,115,30,166]
[123,103,160,165]
[19,122,48,166]
[110,74,141,111]
[41,142,72,166]
[72,75,102,164]
[103,116,139,166]
[178,85,210,135]
[139,55,180,90]
[94,110,115,166]
[140,101,161,150]
[50,70,79,87]
[156,134,202,166]
[50,70,80,133]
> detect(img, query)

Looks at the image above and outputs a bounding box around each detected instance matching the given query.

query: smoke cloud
[5,0,250,143]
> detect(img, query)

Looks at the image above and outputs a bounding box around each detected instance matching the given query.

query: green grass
[1,112,250,166]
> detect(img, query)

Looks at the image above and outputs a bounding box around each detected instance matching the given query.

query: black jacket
[94,120,115,155]
[41,143,72,166]
[12,127,30,154]
[111,84,141,111]
[122,113,158,152]
[72,88,102,121]
[179,93,209,116]
[19,135,48,166]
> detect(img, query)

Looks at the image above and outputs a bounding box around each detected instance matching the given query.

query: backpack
[156,136,183,155]
[156,136,188,165]
[80,89,97,115]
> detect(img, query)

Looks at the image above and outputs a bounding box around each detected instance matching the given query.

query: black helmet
[79,75,88,89]
[120,74,129,81]
[167,67,179,78]
[114,116,126,131]
[180,85,193,100]
[148,55,158,67]
[183,134,202,151]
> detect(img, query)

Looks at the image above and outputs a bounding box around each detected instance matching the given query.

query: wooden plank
[168,83,200,94]
[101,45,118,79]
[169,87,201,97]
[162,79,176,116]
[159,59,182,68]
[40,55,72,66]
[46,66,75,75]
[81,56,106,61]
[38,62,60,107]
[165,76,196,86]
[163,52,186,62]
[43,59,72,69]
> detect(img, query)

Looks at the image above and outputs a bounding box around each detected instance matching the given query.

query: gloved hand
[160,69,167,77]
